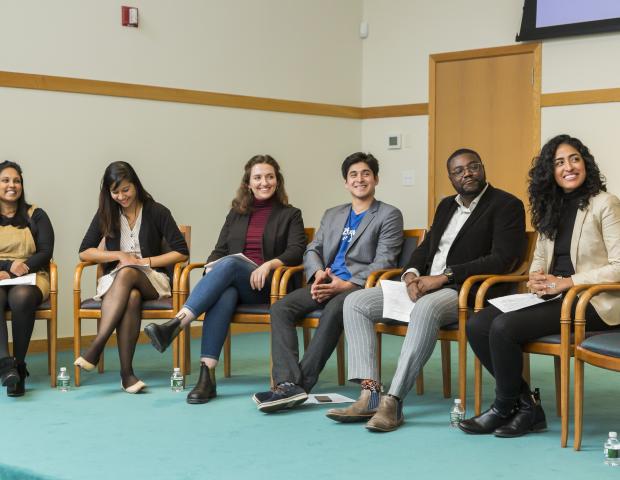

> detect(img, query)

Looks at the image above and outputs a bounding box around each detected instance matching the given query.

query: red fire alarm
[121,6,139,27]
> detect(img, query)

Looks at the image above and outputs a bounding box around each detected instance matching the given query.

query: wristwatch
[443,267,454,284]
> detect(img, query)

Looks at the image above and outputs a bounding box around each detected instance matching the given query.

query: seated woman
[459,134,620,437]
[75,161,189,393]
[144,155,305,404]
[0,161,54,397]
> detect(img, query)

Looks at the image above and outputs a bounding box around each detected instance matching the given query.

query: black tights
[0,285,43,362]
[467,299,617,412]
[82,268,157,388]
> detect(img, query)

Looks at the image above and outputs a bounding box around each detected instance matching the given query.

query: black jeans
[467,298,617,405]
[270,285,360,392]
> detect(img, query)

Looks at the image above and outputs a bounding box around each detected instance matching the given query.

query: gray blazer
[304,199,403,287]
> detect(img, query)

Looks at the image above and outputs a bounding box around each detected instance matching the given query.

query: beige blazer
[530,191,620,326]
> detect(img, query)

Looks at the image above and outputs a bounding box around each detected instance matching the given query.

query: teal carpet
[1,332,618,480]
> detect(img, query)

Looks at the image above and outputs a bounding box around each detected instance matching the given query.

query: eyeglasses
[450,162,483,178]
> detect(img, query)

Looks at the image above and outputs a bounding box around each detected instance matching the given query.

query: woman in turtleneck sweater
[145,155,305,403]
[459,134,620,438]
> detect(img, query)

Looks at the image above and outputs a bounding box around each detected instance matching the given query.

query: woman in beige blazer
[459,134,620,438]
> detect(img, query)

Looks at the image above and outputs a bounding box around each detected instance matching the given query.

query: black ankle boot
[494,388,547,438]
[144,318,181,353]
[186,364,217,404]
[0,357,19,387]
[7,362,29,397]
[458,405,515,434]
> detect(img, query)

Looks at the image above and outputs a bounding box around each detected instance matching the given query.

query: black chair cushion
[81,297,173,310]
[235,304,270,315]
[581,332,620,358]
[532,331,607,345]
[305,309,324,319]
[440,321,459,331]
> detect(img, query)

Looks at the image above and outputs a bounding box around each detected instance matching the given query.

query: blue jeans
[183,256,269,360]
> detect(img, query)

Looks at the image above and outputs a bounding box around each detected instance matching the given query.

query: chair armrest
[377,269,405,282]
[279,265,305,297]
[458,274,503,312]
[473,275,529,310]
[574,283,620,344]
[366,268,403,288]
[179,262,207,294]
[73,261,97,293]
[270,265,301,303]
[49,261,58,293]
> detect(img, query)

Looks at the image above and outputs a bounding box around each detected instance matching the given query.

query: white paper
[380,279,415,323]
[0,273,36,286]
[305,393,356,405]
[204,253,258,273]
[488,293,560,313]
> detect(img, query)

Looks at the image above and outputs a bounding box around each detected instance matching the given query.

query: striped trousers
[343,285,458,399]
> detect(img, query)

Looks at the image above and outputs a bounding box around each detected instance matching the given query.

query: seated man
[327,148,526,432]
[253,152,403,413]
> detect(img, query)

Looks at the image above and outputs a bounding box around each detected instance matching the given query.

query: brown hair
[231,155,289,214]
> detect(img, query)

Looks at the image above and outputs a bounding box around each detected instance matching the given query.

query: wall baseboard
[25,324,270,356]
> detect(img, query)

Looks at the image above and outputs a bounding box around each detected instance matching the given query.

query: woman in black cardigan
[145,155,305,404]
[75,162,189,393]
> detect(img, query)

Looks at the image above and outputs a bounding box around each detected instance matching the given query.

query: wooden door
[428,43,541,224]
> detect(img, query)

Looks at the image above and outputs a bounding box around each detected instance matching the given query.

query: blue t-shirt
[328,208,367,281]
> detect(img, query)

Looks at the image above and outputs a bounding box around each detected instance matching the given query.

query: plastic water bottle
[57,367,70,392]
[170,368,184,392]
[604,432,620,466]
[450,398,465,427]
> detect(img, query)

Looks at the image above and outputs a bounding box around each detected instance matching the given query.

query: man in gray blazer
[253,152,403,413]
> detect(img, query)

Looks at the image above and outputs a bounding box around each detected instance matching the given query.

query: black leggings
[467,298,617,407]
[0,285,43,362]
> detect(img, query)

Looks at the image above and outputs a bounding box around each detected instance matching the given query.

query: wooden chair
[6,261,58,387]
[573,284,620,451]
[376,230,536,412]
[178,227,315,377]
[73,225,191,387]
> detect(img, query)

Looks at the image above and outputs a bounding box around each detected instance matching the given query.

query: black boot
[186,364,217,404]
[7,362,29,397]
[458,405,515,434]
[144,318,181,353]
[494,388,547,438]
[0,357,19,387]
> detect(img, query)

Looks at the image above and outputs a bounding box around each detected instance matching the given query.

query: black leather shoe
[186,364,217,404]
[494,388,547,438]
[144,318,181,353]
[458,406,515,434]
[7,362,29,397]
[0,357,19,387]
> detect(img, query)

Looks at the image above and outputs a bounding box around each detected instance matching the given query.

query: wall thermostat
[387,133,402,149]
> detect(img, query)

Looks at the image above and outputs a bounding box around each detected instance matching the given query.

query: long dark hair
[0,160,31,228]
[528,134,606,240]
[231,155,289,214]
[97,161,153,237]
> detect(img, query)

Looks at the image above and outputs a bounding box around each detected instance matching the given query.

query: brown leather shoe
[326,389,380,423]
[365,395,404,432]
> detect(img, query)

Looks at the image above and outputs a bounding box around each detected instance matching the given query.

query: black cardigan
[79,200,189,277]
[0,208,54,275]
[208,202,305,266]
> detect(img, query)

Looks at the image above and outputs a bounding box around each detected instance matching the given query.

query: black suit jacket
[407,184,526,300]
[208,202,305,266]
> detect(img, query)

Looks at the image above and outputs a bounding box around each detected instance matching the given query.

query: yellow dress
[0,206,50,300]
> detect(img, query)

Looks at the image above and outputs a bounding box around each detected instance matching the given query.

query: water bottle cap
[60,367,66,372]
[173,368,180,372]
[454,398,461,404]
[610,432,618,438]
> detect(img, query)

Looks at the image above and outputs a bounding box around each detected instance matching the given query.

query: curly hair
[231,155,289,214]
[0,160,32,228]
[528,134,606,240]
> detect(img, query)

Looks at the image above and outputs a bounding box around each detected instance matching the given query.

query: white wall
[361,0,620,229]
[0,1,364,340]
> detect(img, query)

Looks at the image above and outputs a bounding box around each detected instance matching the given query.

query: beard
[454,178,486,197]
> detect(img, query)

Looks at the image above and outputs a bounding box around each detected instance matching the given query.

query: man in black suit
[327,148,526,432]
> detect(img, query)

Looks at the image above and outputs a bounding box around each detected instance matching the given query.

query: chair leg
[49,318,57,388]
[74,315,81,387]
[554,356,561,418]
[172,332,179,370]
[224,329,232,378]
[337,334,345,386]
[97,319,105,374]
[46,321,52,376]
[440,340,451,399]
[522,352,530,385]
[376,332,382,383]
[574,356,584,451]
[416,369,424,395]
[474,356,482,416]
[178,327,187,376]
[458,329,468,413]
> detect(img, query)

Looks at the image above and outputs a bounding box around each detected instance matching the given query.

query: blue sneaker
[254,383,308,413]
